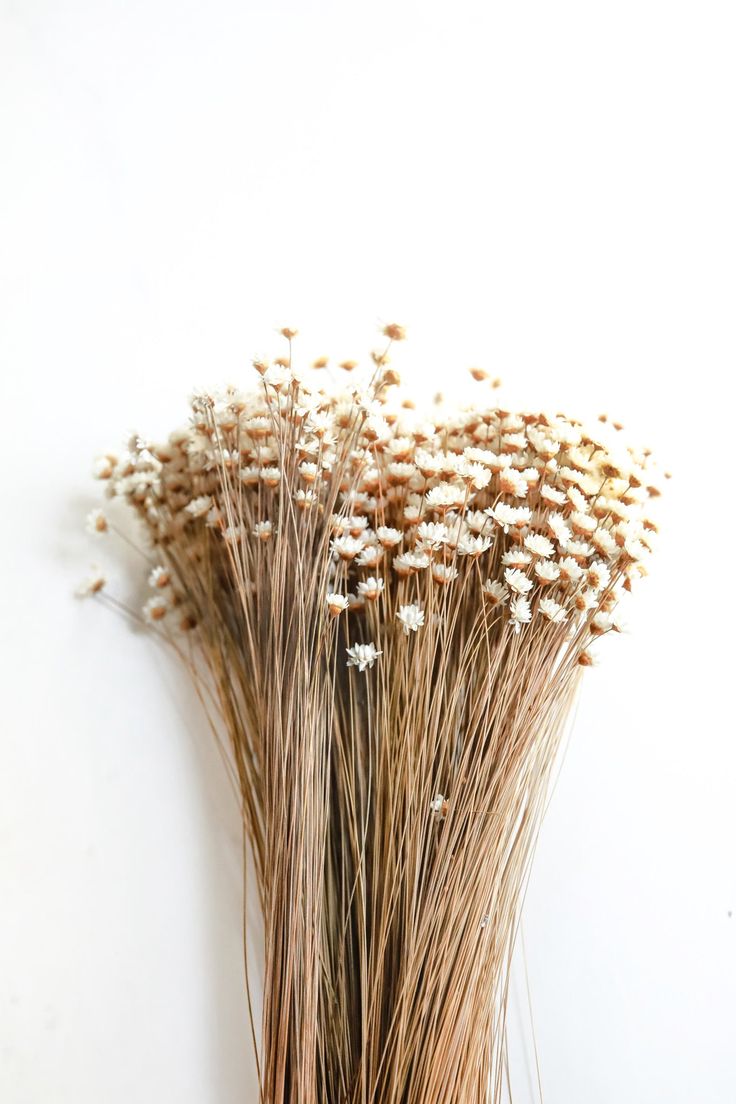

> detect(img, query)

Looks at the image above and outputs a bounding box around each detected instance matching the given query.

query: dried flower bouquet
[82,325,662,1103]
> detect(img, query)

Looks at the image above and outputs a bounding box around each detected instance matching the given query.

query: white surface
[1,2,735,1101]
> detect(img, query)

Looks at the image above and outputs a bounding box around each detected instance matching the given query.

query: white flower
[488,504,531,532]
[263,364,291,390]
[460,461,491,490]
[92,456,115,480]
[524,533,554,558]
[540,484,566,505]
[260,465,281,487]
[143,595,168,623]
[482,580,508,606]
[498,468,528,497]
[504,568,533,595]
[326,592,349,616]
[222,524,244,543]
[425,482,466,511]
[240,465,260,486]
[76,567,106,597]
[244,415,272,439]
[397,604,425,634]
[186,495,212,518]
[534,560,560,584]
[430,793,448,818]
[569,588,597,614]
[502,549,532,569]
[624,538,648,561]
[416,521,449,550]
[546,512,571,544]
[509,595,532,631]
[294,488,318,509]
[414,449,444,477]
[587,561,611,592]
[345,515,369,535]
[570,510,597,536]
[388,461,416,484]
[352,539,378,564]
[458,534,492,557]
[298,461,319,483]
[346,642,382,672]
[464,510,489,534]
[590,612,616,635]
[376,526,402,548]
[357,577,385,601]
[558,556,584,584]
[387,435,414,459]
[591,528,618,557]
[539,597,567,623]
[563,539,592,560]
[253,521,273,541]
[431,562,459,585]
[394,550,430,576]
[332,535,364,561]
[148,566,171,589]
[567,487,590,513]
[85,508,108,535]
[463,446,497,468]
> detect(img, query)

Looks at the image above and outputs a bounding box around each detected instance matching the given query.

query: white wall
[1,2,734,1101]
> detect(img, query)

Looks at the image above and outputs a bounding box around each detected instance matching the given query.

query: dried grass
[85,328,662,1102]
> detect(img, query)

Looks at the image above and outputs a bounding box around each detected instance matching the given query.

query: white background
[2,2,735,1101]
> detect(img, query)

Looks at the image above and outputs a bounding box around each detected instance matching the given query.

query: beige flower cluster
[86,326,663,667]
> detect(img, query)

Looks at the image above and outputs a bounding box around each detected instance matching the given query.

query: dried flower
[346,642,382,672]
[397,604,425,634]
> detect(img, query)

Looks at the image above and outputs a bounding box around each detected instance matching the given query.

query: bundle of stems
[83,326,662,1103]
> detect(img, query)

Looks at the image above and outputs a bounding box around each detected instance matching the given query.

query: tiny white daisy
[394,550,430,576]
[587,561,611,592]
[185,495,212,518]
[540,485,566,506]
[498,468,528,498]
[416,521,449,550]
[326,593,349,616]
[253,521,273,541]
[222,524,244,543]
[397,604,425,634]
[85,508,108,536]
[294,488,318,509]
[357,577,385,601]
[425,482,466,511]
[482,580,508,606]
[356,545,383,568]
[76,568,106,598]
[430,793,448,819]
[509,595,532,631]
[92,456,115,480]
[148,566,171,589]
[539,597,567,623]
[504,568,533,595]
[524,533,554,558]
[431,562,459,585]
[533,559,558,584]
[143,595,168,623]
[346,642,382,672]
[502,549,532,569]
[332,535,364,561]
[376,526,402,548]
[458,534,493,557]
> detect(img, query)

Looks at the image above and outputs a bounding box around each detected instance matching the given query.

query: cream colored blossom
[346,642,382,671]
[397,604,425,634]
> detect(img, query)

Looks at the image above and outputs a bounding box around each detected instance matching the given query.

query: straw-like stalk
[84,327,662,1102]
